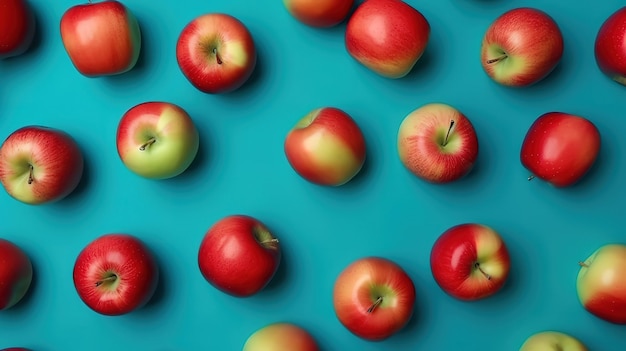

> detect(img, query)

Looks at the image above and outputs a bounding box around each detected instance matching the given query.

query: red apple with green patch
[594,7,626,86]
[284,107,366,186]
[0,0,36,59]
[0,239,32,311]
[518,331,588,351]
[283,0,354,28]
[243,322,319,351]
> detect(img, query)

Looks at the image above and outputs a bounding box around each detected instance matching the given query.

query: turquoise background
[1,0,625,350]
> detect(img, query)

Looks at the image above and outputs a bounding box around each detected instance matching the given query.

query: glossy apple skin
[283,0,354,28]
[0,126,84,205]
[520,112,601,187]
[176,13,256,94]
[116,101,200,179]
[0,239,32,311]
[397,103,478,183]
[430,223,510,301]
[519,331,588,351]
[577,244,626,324]
[481,7,563,87]
[60,0,140,77]
[595,7,626,86]
[198,215,281,297]
[333,256,416,341]
[284,107,366,186]
[0,348,31,351]
[0,0,35,59]
[243,322,319,351]
[345,0,430,78]
[73,234,159,316]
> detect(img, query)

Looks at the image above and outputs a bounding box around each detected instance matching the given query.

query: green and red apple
[243,322,319,351]
[519,331,588,351]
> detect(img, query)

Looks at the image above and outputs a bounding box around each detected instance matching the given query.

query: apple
[430,223,510,301]
[577,243,626,324]
[176,13,256,94]
[0,0,36,59]
[333,256,415,341]
[284,107,366,186]
[73,233,159,316]
[0,238,32,311]
[0,349,31,351]
[519,331,588,351]
[198,215,281,297]
[0,126,84,205]
[283,0,354,28]
[243,322,319,351]
[116,101,199,179]
[397,103,479,183]
[594,7,626,86]
[60,0,141,77]
[345,0,430,78]
[480,7,564,87]
[520,112,601,187]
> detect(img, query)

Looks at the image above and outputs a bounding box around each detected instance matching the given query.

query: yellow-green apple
[176,13,256,94]
[0,0,35,59]
[116,101,199,179]
[480,7,563,87]
[284,107,366,186]
[345,0,430,78]
[430,223,510,301]
[243,322,319,351]
[0,126,84,205]
[518,331,588,351]
[283,0,354,28]
[333,256,416,341]
[73,233,159,316]
[0,238,32,311]
[60,0,141,77]
[397,103,478,183]
[198,215,281,297]
[520,112,601,187]
[577,243,626,324]
[594,7,626,86]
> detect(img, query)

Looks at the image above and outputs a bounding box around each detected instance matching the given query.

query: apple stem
[261,238,279,244]
[578,261,589,267]
[442,120,455,146]
[486,54,507,64]
[367,296,383,313]
[528,175,535,181]
[139,138,156,151]
[474,262,491,280]
[95,274,117,287]
[212,48,223,65]
[28,164,34,184]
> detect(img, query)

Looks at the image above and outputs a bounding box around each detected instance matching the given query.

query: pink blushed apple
[283,0,354,28]
[594,7,626,86]
[243,322,319,351]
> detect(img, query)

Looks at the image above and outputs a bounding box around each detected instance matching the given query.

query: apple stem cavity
[139,138,156,151]
[212,47,223,65]
[474,262,491,280]
[442,120,455,146]
[486,54,507,64]
[95,274,118,287]
[28,164,35,184]
[367,296,383,313]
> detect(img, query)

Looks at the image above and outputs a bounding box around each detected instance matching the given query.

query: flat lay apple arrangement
[1,0,625,350]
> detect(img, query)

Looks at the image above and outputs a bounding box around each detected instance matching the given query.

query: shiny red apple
[0,0,36,59]
[595,7,626,86]
[0,238,33,310]
[283,0,354,28]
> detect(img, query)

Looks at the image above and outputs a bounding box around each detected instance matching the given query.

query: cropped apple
[176,13,256,94]
[519,331,588,351]
[0,0,36,59]
[480,7,563,87]
[0,126,84,205]
[284,107,366,186]
[594,7,626,86]
[60,0,141,77]
[0,238,32,311]
[116,101,199,179]
[73,233,159,316]
[198,215,281,297]
[0,348,31,351]
[333,256,415,341]
[521,112,601,187]
[243,322,319,351]
[397,103,478,183]
[430,223,510,301]
[577,243,626,324]
[345,0,430,78]
[283,0,354,28]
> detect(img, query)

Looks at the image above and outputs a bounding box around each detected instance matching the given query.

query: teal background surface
[1,0,625,350]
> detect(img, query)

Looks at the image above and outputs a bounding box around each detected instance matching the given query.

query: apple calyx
[367,296,383,313]
[95,273,118,287]
[486,54,508,64]
[139,138,157,151]
[474,262,492,280]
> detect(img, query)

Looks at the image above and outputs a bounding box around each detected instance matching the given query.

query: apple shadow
[138,252,169,313]
[252,229,290,297]
[48,150,93,209]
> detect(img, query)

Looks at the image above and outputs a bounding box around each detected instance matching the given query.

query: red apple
[198,215,281,297]
[333,256,416,341]
[594,7,626,86]
[0,348,31,351]
[430,223,511,301]
[283,0,354,28]
[520,112,601,187]
[176,13,256,94]
[0,126,84,205]
[243,322,319,351]
[73,233,159,316]
[480,7,564,87]
[0,0,36,59]
[345,0,430,78]
[0,238,32,310]
[397,103,479,183]
[284,107,366,186]
[60,0,141,77]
